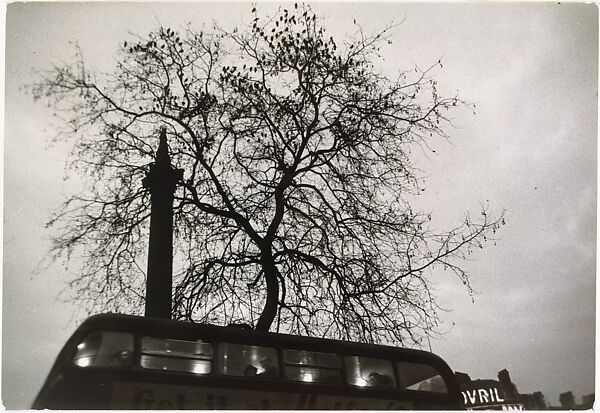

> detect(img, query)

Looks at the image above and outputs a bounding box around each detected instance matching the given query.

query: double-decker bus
[33,314,463,409]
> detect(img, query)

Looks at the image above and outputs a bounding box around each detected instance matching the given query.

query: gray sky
[3,1,597,409]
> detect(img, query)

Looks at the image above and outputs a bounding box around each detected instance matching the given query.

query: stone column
[142,128,183,318]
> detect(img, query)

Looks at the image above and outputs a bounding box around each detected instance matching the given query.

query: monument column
[142,128,183,318]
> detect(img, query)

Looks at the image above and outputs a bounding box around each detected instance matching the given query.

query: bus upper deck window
[73,331,134,368]
[345,356,396,389]
[396,362,447,393]
[140,337,212,375]
[283,349,342,385]
[219,343,279,379]
[142,337,213,359]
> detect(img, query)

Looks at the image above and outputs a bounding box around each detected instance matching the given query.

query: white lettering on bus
[462,387,505,406]
[464,390,477,405]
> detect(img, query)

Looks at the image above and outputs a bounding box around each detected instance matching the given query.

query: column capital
[142,128,184,195]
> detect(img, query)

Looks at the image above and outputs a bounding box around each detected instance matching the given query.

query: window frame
[138,336,214,375]
[395,360,449,393]
[217,342,281,379]
[343,355,398,389]
[71,330,135,369]
[282,348,344,385]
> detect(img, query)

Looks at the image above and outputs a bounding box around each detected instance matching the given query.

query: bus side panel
[110,380,434,410]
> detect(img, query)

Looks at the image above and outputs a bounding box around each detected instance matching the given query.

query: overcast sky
[3,1,597,409]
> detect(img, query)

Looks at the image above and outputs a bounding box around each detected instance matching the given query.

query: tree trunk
[255,250,279,331]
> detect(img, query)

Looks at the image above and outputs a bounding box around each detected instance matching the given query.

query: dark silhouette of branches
[31,4,504,346]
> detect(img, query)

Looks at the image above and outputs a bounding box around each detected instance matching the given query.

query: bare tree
[32,5,503,346]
